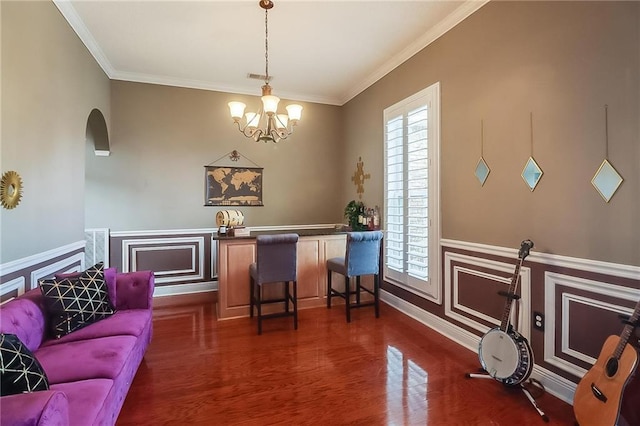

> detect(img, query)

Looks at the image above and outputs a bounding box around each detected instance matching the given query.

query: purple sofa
[0,270,154,426]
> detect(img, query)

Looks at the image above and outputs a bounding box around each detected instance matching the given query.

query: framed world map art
[204,166,263,206]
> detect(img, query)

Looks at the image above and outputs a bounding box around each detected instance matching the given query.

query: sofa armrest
[0,391,69,426]
[115,270,155,310]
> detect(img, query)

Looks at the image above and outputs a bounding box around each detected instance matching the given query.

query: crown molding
[53,0,115,78]
[110,71,341,106]
[54,0,488,107]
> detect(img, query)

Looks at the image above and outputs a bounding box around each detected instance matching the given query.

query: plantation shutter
[383,83,440,301]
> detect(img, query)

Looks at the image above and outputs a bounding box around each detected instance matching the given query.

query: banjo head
[478,329,521,380]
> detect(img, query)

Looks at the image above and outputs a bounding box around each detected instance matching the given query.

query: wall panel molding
[0,277,26,304]
[121,237,205,284]
[0,241,85,276]
[544,272,640,378]
[444,251,531,341]
[442,239,640,279]
[109,229,216,292]
[30,253,85,289]
[0,242,85,300]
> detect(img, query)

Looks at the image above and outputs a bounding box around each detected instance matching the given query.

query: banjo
[478,239,534,386]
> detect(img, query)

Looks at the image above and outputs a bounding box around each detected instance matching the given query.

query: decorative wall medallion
[0,170,24,209]
[351,156,370,199]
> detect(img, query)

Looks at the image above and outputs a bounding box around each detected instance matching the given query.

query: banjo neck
[499,240,533,332]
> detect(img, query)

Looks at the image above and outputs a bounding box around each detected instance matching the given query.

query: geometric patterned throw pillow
[0,333,49,396]
[39,262,115,339]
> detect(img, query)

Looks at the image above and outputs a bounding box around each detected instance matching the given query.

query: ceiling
[54,1,487,106]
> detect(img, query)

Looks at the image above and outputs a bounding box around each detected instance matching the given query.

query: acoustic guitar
[573,297,640,426]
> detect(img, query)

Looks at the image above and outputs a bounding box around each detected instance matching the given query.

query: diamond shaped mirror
[522,157,543,191]
[592,159,623,203]
[475,158,490,186]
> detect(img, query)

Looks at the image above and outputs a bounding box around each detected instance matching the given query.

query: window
[383,83,440,302]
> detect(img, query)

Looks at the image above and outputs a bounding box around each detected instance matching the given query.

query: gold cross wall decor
[351,156,370,199]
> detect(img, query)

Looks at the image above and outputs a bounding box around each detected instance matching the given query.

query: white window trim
[383,82,441,304]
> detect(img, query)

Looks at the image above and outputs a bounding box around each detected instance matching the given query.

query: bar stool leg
[249,276,254,318]
[327,269,333,308]
[293,281,298,330]
[285,281,290,313]
[257,284,263,335]
[374,274,380,318]
[345,275,351,323]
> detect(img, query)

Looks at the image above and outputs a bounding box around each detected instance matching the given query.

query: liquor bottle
[373,206,380,229]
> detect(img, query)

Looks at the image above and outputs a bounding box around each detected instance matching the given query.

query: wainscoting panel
[110,229,217,296]
[0,241,85,303]
[544,271,640,378]
[444,251,531,341]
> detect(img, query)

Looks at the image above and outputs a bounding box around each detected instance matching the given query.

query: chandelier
[228,0,303,143]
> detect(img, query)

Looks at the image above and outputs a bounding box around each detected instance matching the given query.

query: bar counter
[215,226,350,320]
[212,226,347,240]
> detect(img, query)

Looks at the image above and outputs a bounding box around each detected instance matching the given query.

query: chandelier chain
[264,7,269,84]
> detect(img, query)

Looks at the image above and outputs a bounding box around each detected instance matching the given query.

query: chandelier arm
[272,127,291,141]
[252,128,265,143]
[234,120,261,140]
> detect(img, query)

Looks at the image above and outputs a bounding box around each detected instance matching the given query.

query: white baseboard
[153,280,217,298]
[381,289,576,405]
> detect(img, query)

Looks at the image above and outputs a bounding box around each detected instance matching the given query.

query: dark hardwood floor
[117,294,576,425]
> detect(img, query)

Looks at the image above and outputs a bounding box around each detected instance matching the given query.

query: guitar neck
[500,258,524,331]
[614,298,640,359]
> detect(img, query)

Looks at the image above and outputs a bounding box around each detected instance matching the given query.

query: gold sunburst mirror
[1,171,24,209]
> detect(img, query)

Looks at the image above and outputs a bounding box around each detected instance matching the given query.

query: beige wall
[343,1,640,266]
[85,81,344,231]
[0,0,111,263]
[2,1,638,268]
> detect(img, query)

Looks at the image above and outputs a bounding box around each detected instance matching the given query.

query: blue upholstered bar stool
[249,233,299,335]
[326,231,383,322]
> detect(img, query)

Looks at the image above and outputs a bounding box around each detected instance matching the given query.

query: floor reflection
[386,345,428,425]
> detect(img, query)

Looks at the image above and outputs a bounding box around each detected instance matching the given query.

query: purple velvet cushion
[50,379,112,426]
[0,390,69,426]
[35,335,137,384]
[40,309,152,348]
[0,290,47,352]
[56,265,117,308]
[116,271,154,310]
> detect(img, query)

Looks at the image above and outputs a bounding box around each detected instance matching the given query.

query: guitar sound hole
[605,357,618,377]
